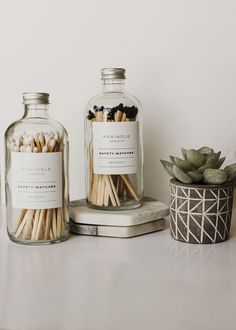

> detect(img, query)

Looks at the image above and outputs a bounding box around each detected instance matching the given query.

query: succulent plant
[161,147,236,185]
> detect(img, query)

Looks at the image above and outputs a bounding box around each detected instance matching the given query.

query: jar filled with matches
[5,92,69,245]
[85,68,143,210]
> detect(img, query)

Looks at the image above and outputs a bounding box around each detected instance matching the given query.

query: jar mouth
[23,92,49,105]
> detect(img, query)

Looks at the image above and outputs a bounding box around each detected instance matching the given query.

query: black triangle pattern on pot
[219,200,228,213]
[170,182,233,243]
[204,214,224,241]
[189,200,203,213]
[204,201,218,214]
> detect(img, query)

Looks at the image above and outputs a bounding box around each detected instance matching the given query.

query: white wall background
[0,0,236,204]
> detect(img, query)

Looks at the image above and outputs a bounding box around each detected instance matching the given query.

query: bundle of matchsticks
[87,103,140,207]
[7,131,67,241]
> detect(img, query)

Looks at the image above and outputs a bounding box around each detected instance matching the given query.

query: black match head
[129,106,138,119]
[133,106,138,117]
[107,110,115,121]
[125,107,132,119]
[123,106,129,114]
[110,106,118,114]
[123,105,139,119]
[117,103,124,111]
[87,110,95,120]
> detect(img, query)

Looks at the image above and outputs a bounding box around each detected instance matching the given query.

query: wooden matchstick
[31,209,40,240]
[52,208,57,238]
[15,209,27,232]
[15,209,32,238]
[56,208,62,237]
[44,209,51,240]
[35,209,46,240]
[104,175,117,207]
[109,175,121,206]
[22,209,35,240]
[121,175,139,201]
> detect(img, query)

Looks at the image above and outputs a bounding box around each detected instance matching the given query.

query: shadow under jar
[5,92,70,245]
[85,68,144,210]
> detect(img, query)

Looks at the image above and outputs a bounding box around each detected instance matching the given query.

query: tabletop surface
[0,209,236,330]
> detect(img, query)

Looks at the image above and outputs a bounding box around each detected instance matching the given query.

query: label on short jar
[92,122,139,174]
[11,152,62,209]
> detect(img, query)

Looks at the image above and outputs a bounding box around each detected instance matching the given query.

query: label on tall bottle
[92,122,139,174]
[11,152,63,209]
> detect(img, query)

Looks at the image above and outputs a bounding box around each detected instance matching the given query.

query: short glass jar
[5,92,69,245]
[85,68,143,210]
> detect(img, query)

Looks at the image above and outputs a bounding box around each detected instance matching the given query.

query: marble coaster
[70,197,169,226]
[69,218,166,238]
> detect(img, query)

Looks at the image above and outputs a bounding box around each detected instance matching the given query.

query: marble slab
[70,198,169,226]
[69,218,166,238]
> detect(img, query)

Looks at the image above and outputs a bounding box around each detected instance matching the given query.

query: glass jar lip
[23,92,49,105]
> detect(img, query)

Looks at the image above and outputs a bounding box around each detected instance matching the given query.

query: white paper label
[12,152,63,209]
[93,122,139,174]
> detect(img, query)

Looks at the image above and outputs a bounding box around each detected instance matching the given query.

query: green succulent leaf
[216,157,226,169]
[174,157,192,172]
[203,169,228,185]
[169,155,175,164]
[224,163,236,182]
[173,166,193,184]
[181,148,188,160]
[198,146,214,155]
[197,164,209,173]
[166,165,175,177]
[224,163,236,175]
[215,151,221,160]
[186,149,205,167]
[160,160,175,177]
[197,153,222,173]
[205,152,221,168]
[187,171,203,183]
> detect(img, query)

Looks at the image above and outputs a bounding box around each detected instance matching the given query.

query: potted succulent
[161,147,236,244]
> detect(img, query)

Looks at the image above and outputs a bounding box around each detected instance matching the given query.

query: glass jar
[85,68,143,210]
[5,92,69,245]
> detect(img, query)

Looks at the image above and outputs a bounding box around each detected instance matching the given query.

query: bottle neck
[102,79,125,93]
[23,104,49,118]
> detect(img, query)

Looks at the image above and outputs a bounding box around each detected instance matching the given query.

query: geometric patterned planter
[170,179,234,244]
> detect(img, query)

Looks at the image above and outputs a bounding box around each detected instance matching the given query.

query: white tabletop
[0,210,236,330]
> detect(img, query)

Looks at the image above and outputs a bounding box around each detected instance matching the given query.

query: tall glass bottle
[85,68,143,210]
[5,93,69,245]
